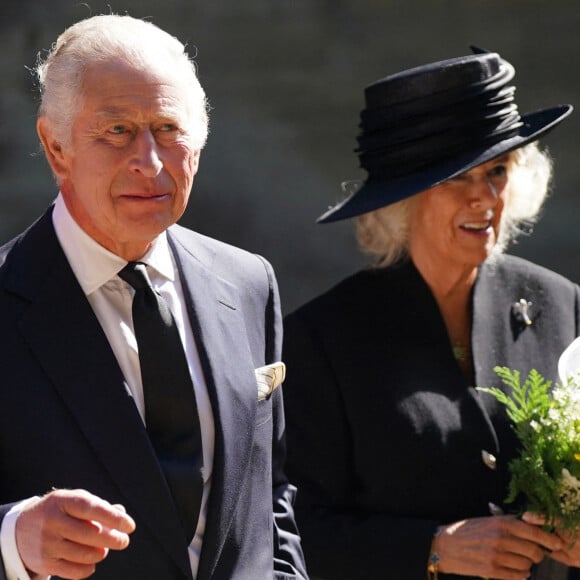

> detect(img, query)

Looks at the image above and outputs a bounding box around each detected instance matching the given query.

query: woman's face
[408,155,511,272]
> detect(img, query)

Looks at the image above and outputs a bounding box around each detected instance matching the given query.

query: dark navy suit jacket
[0,208,307,579]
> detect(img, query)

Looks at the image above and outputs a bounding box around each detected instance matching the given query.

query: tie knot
[118,262,151,290]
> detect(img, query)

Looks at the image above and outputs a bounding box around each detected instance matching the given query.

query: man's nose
[129,130,163,177]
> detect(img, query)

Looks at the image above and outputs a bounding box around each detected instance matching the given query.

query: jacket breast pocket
[255,397,273,428]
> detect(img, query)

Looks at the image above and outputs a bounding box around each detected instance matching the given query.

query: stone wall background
[1,0,579,313]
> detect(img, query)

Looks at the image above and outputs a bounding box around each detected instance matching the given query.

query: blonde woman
[283,49,579,580]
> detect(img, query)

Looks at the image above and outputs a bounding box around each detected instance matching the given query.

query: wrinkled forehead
[82,50,193,86]
[79,56,198,115]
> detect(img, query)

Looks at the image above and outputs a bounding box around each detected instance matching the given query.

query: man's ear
[37,117,70,181]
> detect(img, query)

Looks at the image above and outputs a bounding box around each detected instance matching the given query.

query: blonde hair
[356,143,552,268]
[35,14,209,150]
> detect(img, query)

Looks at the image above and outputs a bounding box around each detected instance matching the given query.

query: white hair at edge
[35,14,209,150]
[355,143,553,268]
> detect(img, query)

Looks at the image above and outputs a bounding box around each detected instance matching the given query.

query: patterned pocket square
[255,362,286,401]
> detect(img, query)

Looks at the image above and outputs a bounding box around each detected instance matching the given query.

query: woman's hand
[522,511,580,567]
[435,515,564,579]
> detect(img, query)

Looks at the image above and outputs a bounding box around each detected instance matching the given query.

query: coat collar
[371,259,504,456]
[472,256,543,384]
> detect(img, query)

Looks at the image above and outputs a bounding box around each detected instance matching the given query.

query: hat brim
[317,104,572,223]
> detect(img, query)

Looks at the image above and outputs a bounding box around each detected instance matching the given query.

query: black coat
[283,255,580,580]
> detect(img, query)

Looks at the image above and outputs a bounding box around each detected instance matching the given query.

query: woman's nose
[467,174,499,208]
[129,130,163,177]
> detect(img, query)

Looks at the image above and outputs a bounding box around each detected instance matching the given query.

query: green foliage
[477,367,580,533]
[479,367,551,427]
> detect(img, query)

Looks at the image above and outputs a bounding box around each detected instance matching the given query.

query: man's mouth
[123,192,170,200]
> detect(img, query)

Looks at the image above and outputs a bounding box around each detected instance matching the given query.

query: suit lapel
[169,231,258,578]
[7,212,192,577]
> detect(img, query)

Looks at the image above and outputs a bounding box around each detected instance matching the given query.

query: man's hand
[15,488,136,579]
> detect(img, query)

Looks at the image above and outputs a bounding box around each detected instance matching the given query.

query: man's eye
[109,125,127,134]
[159,123,178,132]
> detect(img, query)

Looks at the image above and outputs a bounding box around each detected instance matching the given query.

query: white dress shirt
[0,194,214,579]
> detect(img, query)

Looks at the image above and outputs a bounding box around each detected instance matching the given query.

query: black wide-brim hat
[317,49,572,223]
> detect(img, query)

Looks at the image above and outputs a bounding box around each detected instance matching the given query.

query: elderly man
[0,14,306,580]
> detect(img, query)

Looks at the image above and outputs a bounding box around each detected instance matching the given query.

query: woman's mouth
[460,220,492,233]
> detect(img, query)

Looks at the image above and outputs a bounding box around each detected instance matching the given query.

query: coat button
[481,450,497,470]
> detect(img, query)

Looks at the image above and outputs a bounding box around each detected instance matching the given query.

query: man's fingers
[59,490,136,536]
[47,536,109,565]
[16,489,135,577]
[56,510,133,550]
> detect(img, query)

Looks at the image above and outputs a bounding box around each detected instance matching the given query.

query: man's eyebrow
[94,107,130,118]
[93,106,183,121]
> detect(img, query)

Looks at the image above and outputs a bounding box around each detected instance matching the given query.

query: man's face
[38,59,201,260]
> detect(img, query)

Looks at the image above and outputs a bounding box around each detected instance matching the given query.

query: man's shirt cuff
[0,498,49,580]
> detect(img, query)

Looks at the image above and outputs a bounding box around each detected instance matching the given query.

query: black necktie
[119,261,203,543]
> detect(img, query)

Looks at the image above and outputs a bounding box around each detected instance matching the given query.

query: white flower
[559,468,580,515]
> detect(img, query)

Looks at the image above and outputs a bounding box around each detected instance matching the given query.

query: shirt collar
[52,193,175,295]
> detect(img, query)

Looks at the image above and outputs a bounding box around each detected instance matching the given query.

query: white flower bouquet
[478,366,580,534]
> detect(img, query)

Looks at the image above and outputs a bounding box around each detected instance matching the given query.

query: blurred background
[1,0,579,314]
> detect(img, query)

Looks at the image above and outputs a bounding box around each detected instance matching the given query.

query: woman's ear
[37,116,70,181]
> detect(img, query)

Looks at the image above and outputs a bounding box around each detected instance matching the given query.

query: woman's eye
[489,165,507,178]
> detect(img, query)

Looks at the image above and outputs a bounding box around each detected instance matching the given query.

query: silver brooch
[512,298,533,326]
